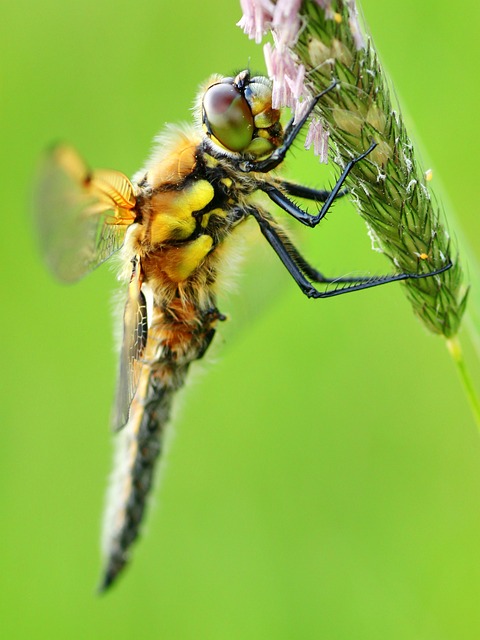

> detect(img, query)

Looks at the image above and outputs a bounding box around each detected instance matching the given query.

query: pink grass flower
[272,0,303,46]
[347,1,365,50]
[264,41,300,109]
[237,0,276,43]
[304,116,330,163]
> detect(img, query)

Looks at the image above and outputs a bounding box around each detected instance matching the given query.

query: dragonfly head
[200,70,282,159]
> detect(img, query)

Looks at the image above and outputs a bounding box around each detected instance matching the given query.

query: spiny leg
[279,181,348,203]
[249,207,452,299]
[259,141,377,228]
[260,211,387,285]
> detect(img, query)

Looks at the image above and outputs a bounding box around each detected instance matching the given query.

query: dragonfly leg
[249,207,452,299]
[195,307,227,360]
[259,141,377,228]
[279,181,348,203]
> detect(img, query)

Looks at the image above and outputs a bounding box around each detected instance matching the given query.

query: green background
[1,1,480,638]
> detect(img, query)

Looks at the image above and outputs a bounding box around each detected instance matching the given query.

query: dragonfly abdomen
[100,298,222,591]
[99,362,185,591]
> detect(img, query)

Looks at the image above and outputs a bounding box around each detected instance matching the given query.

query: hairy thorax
[123,126,262,308]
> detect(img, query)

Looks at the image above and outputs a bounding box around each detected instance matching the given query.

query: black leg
[279,181,348,203]
[239,81,338,173]
[261,212,386,284]
[260,141,377,228]
[249,207,452,299]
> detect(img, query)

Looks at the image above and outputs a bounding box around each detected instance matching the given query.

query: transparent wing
[112,260,148,431]
[33,144,137,283]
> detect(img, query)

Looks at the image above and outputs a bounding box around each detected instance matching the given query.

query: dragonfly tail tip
[96,556,127,594]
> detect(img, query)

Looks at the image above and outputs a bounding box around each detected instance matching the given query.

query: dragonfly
[34,69,451,591]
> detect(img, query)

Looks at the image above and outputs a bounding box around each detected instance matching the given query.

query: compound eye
[203,84,254,152]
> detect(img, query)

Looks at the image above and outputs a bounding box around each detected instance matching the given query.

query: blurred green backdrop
[1,1,480,638]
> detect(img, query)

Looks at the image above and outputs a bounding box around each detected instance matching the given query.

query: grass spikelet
[240,0,468,337]
[238,0,480,428]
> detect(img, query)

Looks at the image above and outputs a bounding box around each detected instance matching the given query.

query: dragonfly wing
[112,262,148,431]
[34,144,136,282]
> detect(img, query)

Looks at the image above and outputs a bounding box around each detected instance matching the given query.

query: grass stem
[446,336,480,432]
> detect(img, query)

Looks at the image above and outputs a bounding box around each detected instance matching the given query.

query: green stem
[446,336,480,433]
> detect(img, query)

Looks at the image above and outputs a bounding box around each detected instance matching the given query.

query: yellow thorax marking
[220,177,233,188]
[204,155,219,168]
[150,180,214,244]
[163,235,214,282]
[200,207,227,228]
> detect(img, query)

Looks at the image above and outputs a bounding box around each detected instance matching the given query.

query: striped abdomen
[99,298,221,591]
